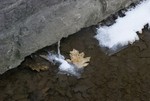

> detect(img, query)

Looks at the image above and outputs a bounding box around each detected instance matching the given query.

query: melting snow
[95,0,150,51]
[41,41,83,77]
[46,52,81,77]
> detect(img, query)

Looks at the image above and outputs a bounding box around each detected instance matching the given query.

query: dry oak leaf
[66,49,90,68]
[28,63,49,72]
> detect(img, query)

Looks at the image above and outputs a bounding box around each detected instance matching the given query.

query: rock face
[0,0,139,74]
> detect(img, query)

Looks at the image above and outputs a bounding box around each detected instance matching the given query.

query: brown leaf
[66,49,90,68]
[28,63,49,72]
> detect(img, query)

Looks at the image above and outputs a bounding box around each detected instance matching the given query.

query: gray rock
[0,0,139,74]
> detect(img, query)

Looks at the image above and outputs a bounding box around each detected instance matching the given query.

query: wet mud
[0,26,150,101]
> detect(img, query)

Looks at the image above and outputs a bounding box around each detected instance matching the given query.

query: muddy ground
[0,26,150,101]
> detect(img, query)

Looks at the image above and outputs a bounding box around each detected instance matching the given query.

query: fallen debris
[66,49,91,69]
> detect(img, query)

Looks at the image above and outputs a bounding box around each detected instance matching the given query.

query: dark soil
[0,26,150,101]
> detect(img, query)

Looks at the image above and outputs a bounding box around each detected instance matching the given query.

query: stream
[0,25,150,101]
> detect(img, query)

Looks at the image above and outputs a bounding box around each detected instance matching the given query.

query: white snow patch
[47,52,81,77]
[95,0,150,50]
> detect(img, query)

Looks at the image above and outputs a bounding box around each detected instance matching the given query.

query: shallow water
[0,26,150,101]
